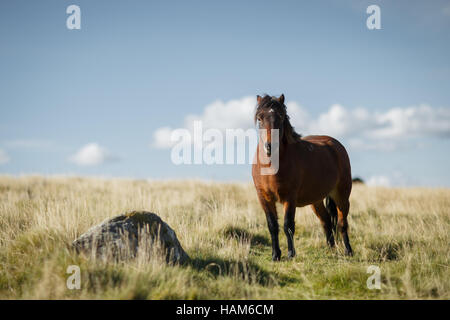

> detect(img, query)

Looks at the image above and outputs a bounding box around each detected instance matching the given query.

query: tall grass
[0,176,448,299]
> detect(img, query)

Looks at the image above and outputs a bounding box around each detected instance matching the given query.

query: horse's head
[255,94,299,157]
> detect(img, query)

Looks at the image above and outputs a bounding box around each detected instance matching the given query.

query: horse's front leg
[283,201,296,258]
[259,198,281,261]
[265,211,281,261]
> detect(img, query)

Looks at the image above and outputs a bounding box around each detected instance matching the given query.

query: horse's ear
[278,94,285,105]
[256,95,262,104]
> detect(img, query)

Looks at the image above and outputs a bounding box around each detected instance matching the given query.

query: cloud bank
[152,96,450,151]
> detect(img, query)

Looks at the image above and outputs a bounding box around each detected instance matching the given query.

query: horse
[252,94,353,261]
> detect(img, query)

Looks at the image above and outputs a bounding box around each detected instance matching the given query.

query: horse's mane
[255,95,302,144]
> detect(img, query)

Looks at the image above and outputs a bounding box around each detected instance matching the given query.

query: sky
[1,0,450,186]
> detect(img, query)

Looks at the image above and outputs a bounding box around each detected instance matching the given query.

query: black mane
[255,94,302,144]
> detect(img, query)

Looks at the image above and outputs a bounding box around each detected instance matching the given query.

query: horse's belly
[295,190,330,207]
[295,172,338,206]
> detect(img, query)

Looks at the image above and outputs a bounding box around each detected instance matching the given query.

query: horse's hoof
[287,250,296,259]
[272,253,281,261]
[345,248,353,256]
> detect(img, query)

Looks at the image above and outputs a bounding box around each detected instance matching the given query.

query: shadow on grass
[221,225,270,246]
[188,254,273,286]
[368,238,415,262]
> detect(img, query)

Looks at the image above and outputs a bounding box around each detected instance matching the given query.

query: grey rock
[73,211,189,264]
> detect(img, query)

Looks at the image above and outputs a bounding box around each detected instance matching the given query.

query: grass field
[0,176,449,299]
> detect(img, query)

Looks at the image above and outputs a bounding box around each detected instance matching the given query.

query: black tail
[325,196,338,235]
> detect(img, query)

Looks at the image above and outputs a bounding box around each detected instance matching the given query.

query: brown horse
[252,94,353,261]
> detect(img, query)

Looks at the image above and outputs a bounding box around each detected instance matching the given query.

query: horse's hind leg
[311,201,335,248]
[325,196,338,236]
[335,199,353,256]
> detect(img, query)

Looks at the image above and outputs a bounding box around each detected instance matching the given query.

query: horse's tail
[325,196,338,235]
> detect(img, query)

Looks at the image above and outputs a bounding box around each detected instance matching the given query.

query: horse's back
[301,135,349,157]
[301,135,342,148]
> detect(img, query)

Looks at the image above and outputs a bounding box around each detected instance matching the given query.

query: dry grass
[0,175,449,299]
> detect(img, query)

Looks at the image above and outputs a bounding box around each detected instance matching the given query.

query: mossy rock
[73,211,189,264]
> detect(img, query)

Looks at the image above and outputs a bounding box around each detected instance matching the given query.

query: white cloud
[152,96,450,152]
[184,96,256,131]
[366,175,391,187]
[153,127,177,149]
[306,104,374,137]
[0,149,10,165]
[370,105,450,139]
[69,143,116,166]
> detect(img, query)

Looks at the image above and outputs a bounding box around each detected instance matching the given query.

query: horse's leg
[335,199,353,256]
[259,198,281,261]
[283,201,296,258]
[311,201,335,248]
[266,209,281,261]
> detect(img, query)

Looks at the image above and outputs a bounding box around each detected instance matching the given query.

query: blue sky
[1,0,450,186]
